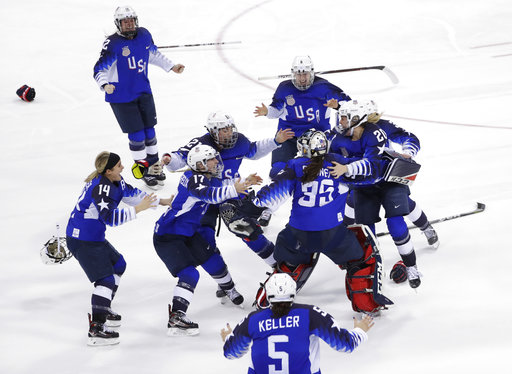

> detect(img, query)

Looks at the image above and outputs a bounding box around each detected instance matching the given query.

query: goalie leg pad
[344,225,393,313]
[253,253,320,310]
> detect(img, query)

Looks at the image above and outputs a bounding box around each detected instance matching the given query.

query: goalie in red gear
[246,130,392,312]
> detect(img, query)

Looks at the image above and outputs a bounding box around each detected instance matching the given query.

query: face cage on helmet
[291,70,314,91]
[40,237,72,265]
[297,131,328,158]
[115,16,139,38]
[338,114,367,137]
[209,124,239,149]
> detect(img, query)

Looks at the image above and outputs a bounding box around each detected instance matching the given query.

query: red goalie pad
[344,225,393,313]
[254,253,319,309]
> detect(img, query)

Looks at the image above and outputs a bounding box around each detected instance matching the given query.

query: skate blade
[430,241,440,249]
[167,327,199,337]
[87,337,120,346]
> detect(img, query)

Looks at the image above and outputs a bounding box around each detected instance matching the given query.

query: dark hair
[270,302,293,319]
[301,156,325,183]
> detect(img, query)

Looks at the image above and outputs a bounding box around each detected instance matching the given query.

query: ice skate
[216,285,228,304]
[423,224,439,249]
[149,163,166,186]
[167,307,199,336]
[87,314,120,346]
[225,287,244,307]
[406,265,422,289]
[105,309,122,328]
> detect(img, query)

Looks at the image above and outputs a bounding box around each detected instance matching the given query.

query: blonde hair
[84,151,111,182]
[366,112,383,124]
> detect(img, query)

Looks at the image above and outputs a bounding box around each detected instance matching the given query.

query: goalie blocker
[383,149,421,186]
[254,225,393,313]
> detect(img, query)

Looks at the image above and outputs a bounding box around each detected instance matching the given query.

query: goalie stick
[376,202,486,237]
[258,65,399,84]
[157,41,241,49]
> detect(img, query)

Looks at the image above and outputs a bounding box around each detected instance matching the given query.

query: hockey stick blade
[258,65,399,84]
[376,202,486,237]
[158,41,241,49]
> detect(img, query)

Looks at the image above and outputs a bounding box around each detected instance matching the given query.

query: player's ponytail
[366,112,382,123]
[84,151,111,182]
[271,302,293,319]
[301,156,325,184]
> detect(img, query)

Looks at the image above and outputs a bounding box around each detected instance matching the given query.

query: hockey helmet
[114,6,138,38]
[291,55,315,91]
[265,273,297,304]
[335,99,368,136]
[297,129,329,158]
[187,144,224,178]
[205,111,238,149]
[40,236,72,265]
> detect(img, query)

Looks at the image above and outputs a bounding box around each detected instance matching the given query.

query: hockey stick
[258,65,399,84]
[157,41,241,49]
[376,202,486,237]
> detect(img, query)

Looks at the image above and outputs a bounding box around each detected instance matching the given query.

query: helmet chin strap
[342,114,367,137]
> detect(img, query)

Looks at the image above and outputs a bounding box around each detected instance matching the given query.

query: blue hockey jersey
[154,170,238,237]
[374,118,420,158]
[269,77,350,137]
[66,175,148,241]
[329,122,389,181]
[93,27,174,103]
[168,133,278,181]
[252,155,353,231]
[223,303,368,374]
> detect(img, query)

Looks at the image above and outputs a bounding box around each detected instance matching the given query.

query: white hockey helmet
[114,6,138,38]
[187,144,224,178]
[206,111,239,149]
[335,99,368,136]
[291,55,315,91]
[266,273,297,304]
[40,236,72,265]
[297,129,329,158]
[364,99,379,115]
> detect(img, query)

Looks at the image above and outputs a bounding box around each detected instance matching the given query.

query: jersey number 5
[268,335,289,374]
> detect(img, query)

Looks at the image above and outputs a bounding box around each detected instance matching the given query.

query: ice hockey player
[245,130,392,312]
[161,111,293,295]
[254,55,351,179]
[93,6,185,189]
[222,273,375,373]
[153,144,259,336]
[328,100,422,288]
[363,100,439,249]
[66,151,173,346]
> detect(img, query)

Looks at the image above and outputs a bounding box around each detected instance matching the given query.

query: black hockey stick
[376,202,486,237]
[258,65,399,84]
[157,41,241,49]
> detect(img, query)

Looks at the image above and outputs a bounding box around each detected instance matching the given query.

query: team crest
[286,95,295,106]
[122,46,131,57]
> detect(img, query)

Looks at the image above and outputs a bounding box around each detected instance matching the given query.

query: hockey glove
[16,85,36,102]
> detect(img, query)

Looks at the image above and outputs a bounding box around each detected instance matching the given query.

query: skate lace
[406,265,422,280]
[226,288,241,300]
[423,226,437,240]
